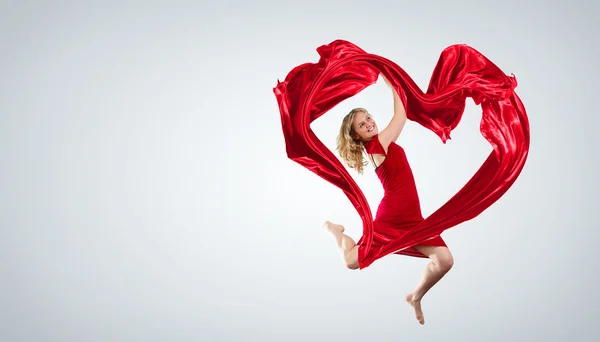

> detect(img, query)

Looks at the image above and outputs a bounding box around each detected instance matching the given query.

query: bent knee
[345,261,360,270]
[344,251,360,270]
[437,253,454,272]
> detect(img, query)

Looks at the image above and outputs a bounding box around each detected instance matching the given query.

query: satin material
[273,40,530,269]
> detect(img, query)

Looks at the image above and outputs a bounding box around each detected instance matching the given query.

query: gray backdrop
[1,0,598,341]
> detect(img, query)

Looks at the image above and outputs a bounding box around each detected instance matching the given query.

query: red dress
[357,135,447,267]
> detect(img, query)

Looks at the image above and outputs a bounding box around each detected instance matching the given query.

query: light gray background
[1,0,598,341]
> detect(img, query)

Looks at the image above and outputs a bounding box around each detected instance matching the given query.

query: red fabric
[273,40,530,269]
[359,136,447,265]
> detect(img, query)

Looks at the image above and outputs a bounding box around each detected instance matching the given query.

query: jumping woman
[324,76,454,325]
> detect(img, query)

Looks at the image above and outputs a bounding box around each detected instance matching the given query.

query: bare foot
[406,293,425,325]
[323,221,345,234]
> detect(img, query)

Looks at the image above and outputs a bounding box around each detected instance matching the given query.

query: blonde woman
[324,76,454,325]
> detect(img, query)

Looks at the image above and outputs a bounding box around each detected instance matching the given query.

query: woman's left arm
[377,76,408,147]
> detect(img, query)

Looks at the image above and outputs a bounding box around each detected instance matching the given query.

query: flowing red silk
[273,40,530,269]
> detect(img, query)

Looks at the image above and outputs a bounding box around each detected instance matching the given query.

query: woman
[324,76,454,325]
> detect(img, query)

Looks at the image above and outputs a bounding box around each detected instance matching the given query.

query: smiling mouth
[368,126,375,133]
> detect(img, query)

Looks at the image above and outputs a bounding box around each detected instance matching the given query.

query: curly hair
[336,107,369,174]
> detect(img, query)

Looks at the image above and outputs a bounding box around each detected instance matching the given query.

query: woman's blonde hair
[336,107,369,174]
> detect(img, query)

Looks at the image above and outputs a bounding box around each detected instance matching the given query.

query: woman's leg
[323,221,360,270]
[406,245,454,325]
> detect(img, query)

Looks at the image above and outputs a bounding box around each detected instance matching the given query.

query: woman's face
[352,111,378,141]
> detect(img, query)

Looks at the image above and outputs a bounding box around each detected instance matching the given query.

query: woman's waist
[377,193,421,209]
[381,188,419,198]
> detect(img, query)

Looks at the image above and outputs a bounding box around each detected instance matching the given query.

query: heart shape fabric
[273,40,530,269]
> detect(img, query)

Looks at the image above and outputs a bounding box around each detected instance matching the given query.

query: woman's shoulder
[364,134,387,155]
